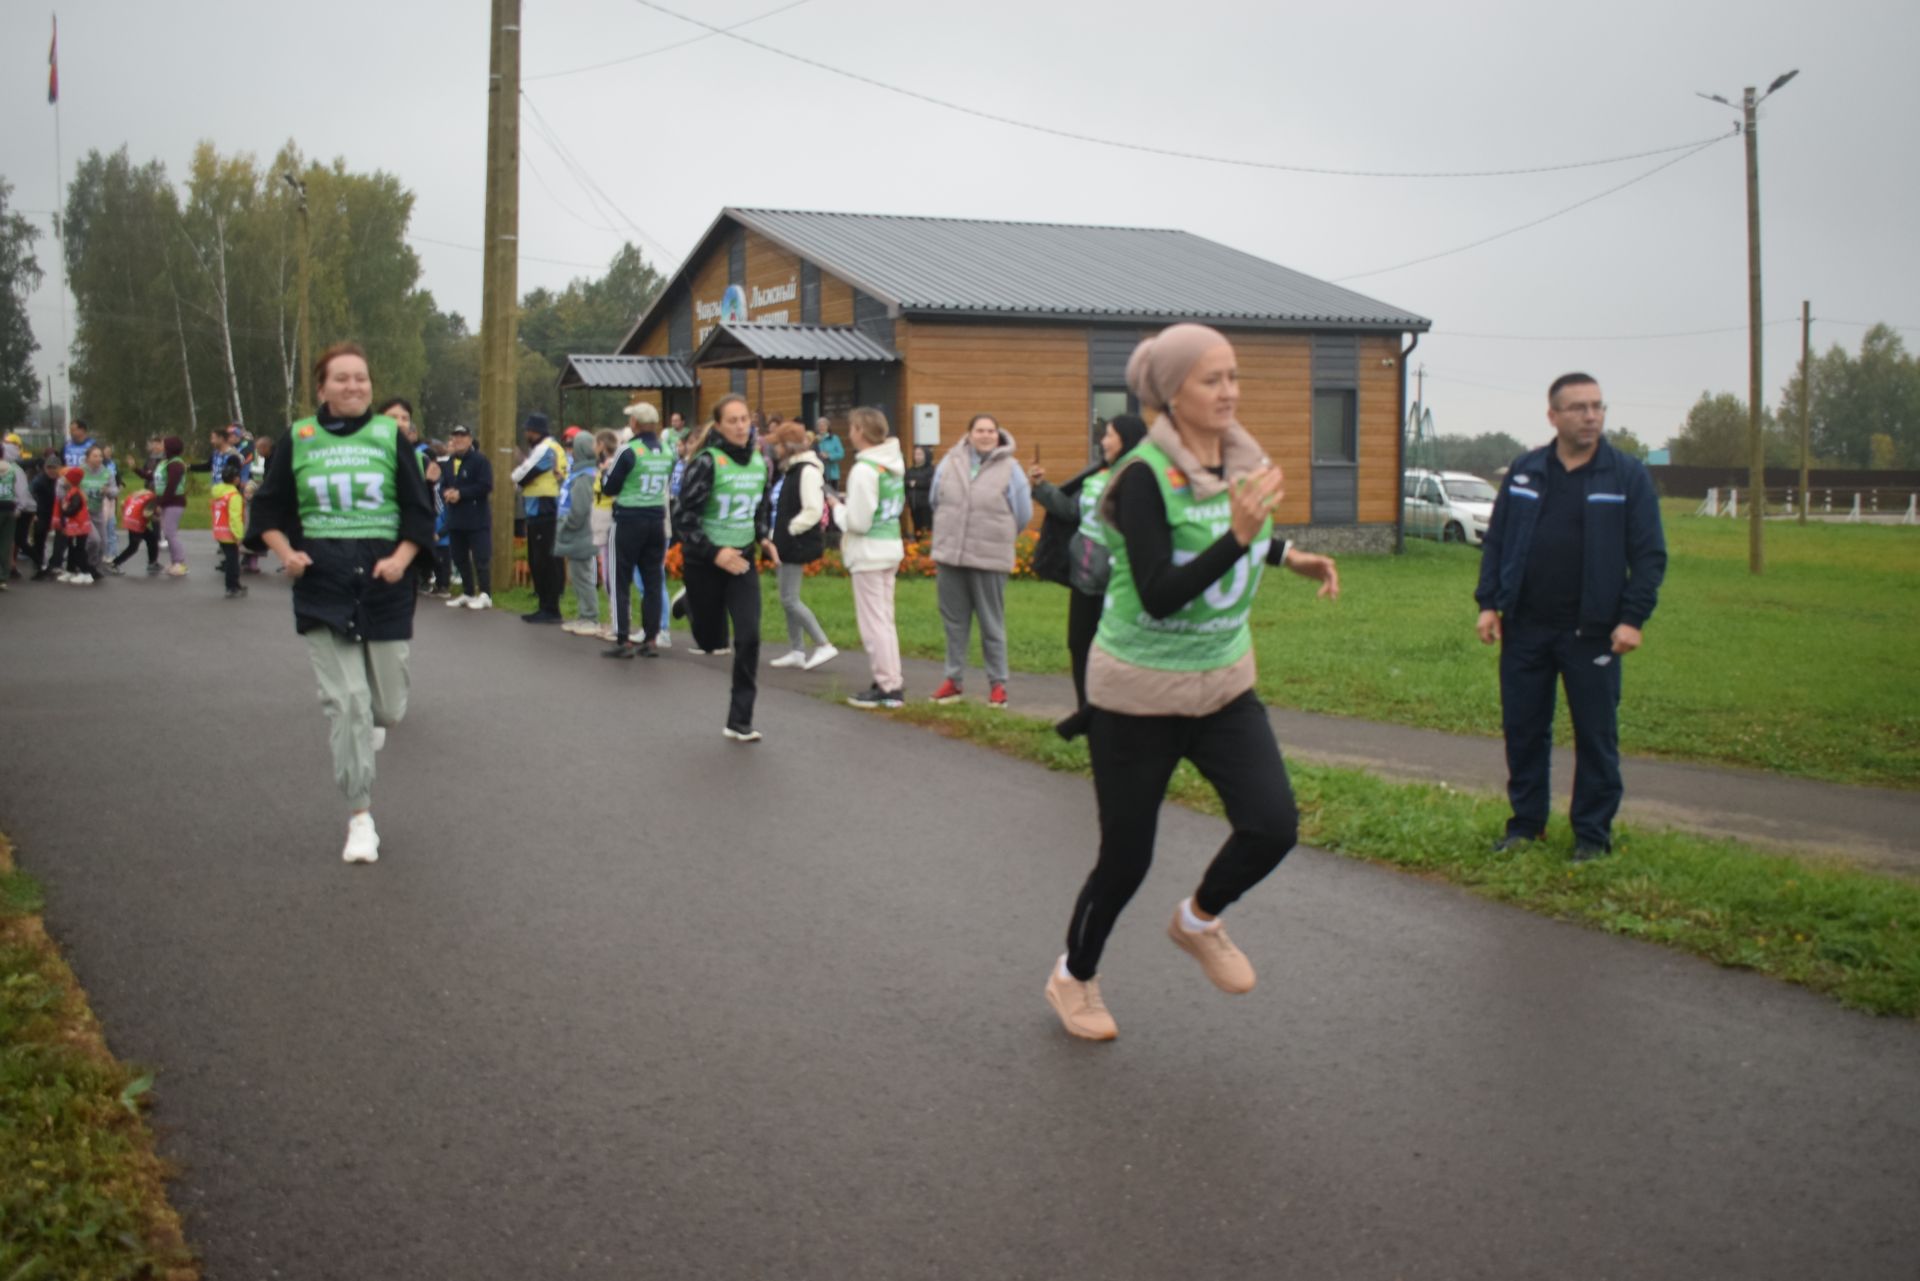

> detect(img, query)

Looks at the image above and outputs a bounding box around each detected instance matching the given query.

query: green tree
[0,178,42,427]
[1777,324,1920,468]
[417,298,479,436]
[1606,427,1648,459]
[1668,392,1786,468]
[517,242,664,369]
[1433,431,1528,476]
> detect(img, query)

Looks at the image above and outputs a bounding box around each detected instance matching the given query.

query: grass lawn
[888,702,1920,1019]
[497,502,1919,787]
[0,834,196,1279]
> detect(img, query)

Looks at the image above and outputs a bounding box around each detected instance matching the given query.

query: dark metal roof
[728,208,1431,332]
[557,354,695,391]
[692,322,898,369]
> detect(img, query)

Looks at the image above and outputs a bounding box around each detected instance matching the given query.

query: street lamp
[1698,70,1798,575]
[282,172,313,413]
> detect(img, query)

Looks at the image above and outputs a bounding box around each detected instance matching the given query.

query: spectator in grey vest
[928,413,1032,708]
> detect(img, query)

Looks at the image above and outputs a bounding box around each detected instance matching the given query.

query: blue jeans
[1498,617,1624,848]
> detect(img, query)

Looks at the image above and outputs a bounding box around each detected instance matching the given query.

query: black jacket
[771,458,825,565]
[1030,463,1104,589]
[1474,438,1666,632]
[243,409,438,642]
[671,437,773,564]
[438,449,494,531]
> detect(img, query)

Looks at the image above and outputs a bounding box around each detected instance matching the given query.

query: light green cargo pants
[304,630,410,811]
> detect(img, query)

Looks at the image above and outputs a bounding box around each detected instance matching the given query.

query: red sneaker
[930,678,964,704]
[988,682,1008,710]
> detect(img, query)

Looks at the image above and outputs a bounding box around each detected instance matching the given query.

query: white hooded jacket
[836,436,905,574]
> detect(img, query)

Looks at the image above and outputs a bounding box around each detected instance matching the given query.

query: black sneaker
[881,688,905,708]
[602,642,636,659]
[669,588,687,620]
[847,685,888,709]
[1491,833,1539,854]
[1571,842,1613,863]
[521,609,563,624]
[637,640,659,658]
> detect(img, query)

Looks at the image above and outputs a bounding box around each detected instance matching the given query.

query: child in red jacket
[58,466,96,584]
[113,488,161,574]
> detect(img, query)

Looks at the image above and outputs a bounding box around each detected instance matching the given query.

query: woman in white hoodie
[831,408,907,708]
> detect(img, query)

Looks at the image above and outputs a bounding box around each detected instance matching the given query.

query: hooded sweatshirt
[552,433,601,560]
[154,438,188,508]
[838,437,906,574]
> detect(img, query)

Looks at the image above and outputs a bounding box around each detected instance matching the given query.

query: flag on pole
[48,17,59,104]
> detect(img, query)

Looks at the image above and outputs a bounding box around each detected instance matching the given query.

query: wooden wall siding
[903,323,1090,484]
[637,312,670,357]
[819,275,853,327]
[1225,331,1315,526]
[1357,335,1402,523]
[688,250,730,348]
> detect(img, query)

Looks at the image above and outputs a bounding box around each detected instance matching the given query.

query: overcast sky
[5,0,1916,447]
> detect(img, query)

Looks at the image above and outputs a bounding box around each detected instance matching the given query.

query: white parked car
[1403,469,1497,545]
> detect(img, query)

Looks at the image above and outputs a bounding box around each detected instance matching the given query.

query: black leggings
[525,516,561,612]
[612,514,667,643]
[1065,690,1299,981]
[682,552,761,730]
[114,525,159,567]
[1067,587,1101,708]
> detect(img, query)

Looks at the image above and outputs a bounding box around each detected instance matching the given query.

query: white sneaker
[801,643,839,671]
[446,594,470,608]
[722,725,763,743]
[371,727,387,752]
[562,619,597,635]
[769,650,807,669]
[655,629,672,650]
[469,592,492,610]
[166,563,188,577]
[342,813,380,864]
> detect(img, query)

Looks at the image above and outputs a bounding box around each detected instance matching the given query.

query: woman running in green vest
[1045,324,1341,1041]
[670,394,777,741]
[246,342,438,864]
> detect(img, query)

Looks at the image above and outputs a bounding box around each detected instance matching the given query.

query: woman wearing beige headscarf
[1044,324,1340,1042]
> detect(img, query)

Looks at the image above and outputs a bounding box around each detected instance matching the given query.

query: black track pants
[682,552,761,731]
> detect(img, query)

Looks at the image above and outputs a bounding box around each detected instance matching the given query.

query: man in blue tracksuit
[1475,373,1666,861]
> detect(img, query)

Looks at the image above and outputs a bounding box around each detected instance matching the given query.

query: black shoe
[1571,842,1612,863]
[1054,708,1090,741]
[224,587,247,599]
[1491,833,1539,854]
[847,684,888,708]
[30,570,53,581]
[522,609,563,624]
[637,640,659,658]
[669,588,687,620]
[602,642,636,659]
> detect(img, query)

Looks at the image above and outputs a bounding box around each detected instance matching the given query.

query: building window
[1313,389,1356,463]
[1091,387,1130,463]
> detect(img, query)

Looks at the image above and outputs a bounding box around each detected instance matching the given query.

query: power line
[521,140,626,236]
[518,91,684,269]
[407,232,609,270]
[1819,317,1920,333]
[1333,133,1733,282]
[1440,317,1798,342]
[632,0,1733,181]
[1423,369,1691,413]
[523,0,811,82]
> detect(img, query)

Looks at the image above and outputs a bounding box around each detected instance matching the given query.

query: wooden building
[580,208,1431,550]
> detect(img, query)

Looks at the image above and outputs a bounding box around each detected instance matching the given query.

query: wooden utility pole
[1798,300,1811,526]
[479,0,521,595]
[1742,85,1765,574]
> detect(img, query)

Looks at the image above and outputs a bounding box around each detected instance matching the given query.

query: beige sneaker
[1044,962,1118,1041]
[1167,907,1256,994]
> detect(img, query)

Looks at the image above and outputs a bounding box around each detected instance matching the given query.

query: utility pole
[1741,84,1766,574]
[479,0,521,595]
[1798,300,1811,527]
[283,173,313,411]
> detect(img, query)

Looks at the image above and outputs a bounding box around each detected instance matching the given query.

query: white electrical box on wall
[912,404,940,446]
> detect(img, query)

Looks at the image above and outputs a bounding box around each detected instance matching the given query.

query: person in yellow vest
[510,412,568,623]
[1044,324,1340,1042]
[670,394,778,741]
[245,342,438,865]
[210,458,247,598]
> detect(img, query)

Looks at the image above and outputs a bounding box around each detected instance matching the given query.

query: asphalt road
[4,540,1918,1280]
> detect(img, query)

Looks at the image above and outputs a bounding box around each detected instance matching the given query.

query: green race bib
[615,439,674,510]
[291,415,402,540]
[1095,441,1270,672]
[699,446,767,546]
[862,460,905,541]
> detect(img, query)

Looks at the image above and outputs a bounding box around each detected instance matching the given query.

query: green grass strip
[0,835,198,1280]
[885,701,1920,1020]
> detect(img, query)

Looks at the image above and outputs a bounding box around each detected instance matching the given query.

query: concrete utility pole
[479,0,521,595]
[1742,85,1766,574]
[1798,300,1811,527]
